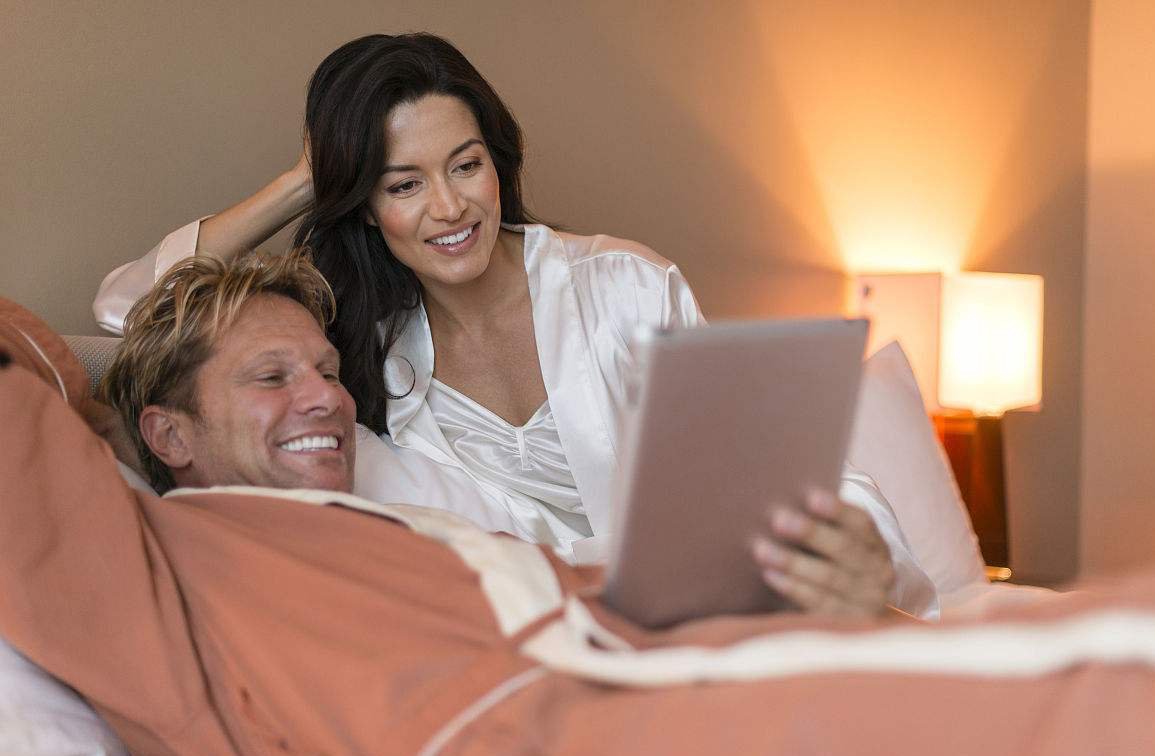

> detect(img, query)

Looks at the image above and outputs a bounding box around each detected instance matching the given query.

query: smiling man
[113,281,356,494]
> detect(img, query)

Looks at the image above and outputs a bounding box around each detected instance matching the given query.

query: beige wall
[1,2,1089,581]
[1080,0,1155,577]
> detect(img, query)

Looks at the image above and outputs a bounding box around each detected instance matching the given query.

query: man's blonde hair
[100,249,336,492]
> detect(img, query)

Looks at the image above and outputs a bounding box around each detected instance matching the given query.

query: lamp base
[933,413,1010,570]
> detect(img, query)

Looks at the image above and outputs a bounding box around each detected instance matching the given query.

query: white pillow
[847,341,986,596]
[0,635,127,755]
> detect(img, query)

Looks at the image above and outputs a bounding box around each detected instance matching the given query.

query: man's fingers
[752,536,855,597]
[805,491,888,555]
[802,488,841,519]
[759,495,897,619]
[768,507,880,574]
[752,535,894,608]
[761,567,879,618]
[769,501,889,574]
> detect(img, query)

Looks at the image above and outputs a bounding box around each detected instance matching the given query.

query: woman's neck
[419,228,529,334]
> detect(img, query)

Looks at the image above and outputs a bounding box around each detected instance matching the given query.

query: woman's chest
[431,319,547,427]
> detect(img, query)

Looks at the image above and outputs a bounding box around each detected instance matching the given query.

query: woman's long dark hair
[293,33,537,433]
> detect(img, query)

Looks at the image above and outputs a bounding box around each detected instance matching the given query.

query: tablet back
[603,318,868,627]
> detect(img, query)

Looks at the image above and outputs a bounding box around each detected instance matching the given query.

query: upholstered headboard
[62,335,120,395]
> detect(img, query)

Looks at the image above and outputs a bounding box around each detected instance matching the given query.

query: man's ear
[138,406,193,471]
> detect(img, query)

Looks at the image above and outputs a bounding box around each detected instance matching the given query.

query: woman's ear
[138,406,193,471]
[362,206,379,228]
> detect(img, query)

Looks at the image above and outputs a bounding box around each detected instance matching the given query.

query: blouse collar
[384,223,546,439]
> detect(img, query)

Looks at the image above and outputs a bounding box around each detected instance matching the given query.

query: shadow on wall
[1079,161,1155,578]
[963,1,1089,585]
[498,1,846,319]
[751,2,1061,277]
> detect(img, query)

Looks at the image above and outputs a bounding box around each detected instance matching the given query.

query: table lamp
[855,272,1044,574]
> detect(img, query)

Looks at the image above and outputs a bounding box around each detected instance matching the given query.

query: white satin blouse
[377,223,707,549]
[427,380,592,541]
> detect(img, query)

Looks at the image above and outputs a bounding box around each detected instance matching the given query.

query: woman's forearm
[195,153,314,261]
[94,154,315,334]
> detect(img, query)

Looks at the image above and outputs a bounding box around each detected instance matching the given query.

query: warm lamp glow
[855,271,1044,416]
[938,273,1043,416]
[746,6,1046,276]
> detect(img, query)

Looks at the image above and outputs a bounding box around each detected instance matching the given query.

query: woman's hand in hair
[193,141,316,263]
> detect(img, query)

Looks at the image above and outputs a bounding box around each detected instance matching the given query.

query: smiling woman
[91,33,935,620]
[368,102,506,291]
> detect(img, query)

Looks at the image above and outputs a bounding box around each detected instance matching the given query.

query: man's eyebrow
[245,349,292,362]
[240,346,339,365]
[383,138,484,173]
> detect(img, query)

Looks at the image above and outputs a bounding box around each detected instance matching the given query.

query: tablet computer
[602,318,868,628]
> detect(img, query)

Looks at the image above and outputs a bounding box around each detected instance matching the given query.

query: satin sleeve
[839,463,941,620]
[661,264,707,330]
[93,218,205,335]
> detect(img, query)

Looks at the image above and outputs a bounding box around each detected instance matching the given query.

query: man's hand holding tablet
[752,490,896,618]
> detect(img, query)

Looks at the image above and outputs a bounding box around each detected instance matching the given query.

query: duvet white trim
[522,599,1155,688]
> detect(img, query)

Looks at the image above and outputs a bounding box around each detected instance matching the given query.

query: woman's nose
[429,178,466,221]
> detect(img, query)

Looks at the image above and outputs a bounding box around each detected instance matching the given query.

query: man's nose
[428,177,466,222]
[298,370,343,415]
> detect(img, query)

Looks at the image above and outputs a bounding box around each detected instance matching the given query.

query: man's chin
[263,445,355,492]
[292,472,354,493]
[271,463,354,494]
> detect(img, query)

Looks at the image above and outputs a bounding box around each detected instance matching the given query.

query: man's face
[170,294,356,492]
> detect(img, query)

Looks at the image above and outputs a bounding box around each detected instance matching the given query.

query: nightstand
[933,412,1011,579]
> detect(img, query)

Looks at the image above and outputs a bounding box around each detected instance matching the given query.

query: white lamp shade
[855,273,944,413]
[938,273,1043,416]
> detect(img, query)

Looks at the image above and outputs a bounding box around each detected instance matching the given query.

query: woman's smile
[426,221,481,256]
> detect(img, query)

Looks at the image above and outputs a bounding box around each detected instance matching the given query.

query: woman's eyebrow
[383,138,484,173]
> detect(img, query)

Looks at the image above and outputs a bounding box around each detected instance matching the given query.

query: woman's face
[364,93,503,289]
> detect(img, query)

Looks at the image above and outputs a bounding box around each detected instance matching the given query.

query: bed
[2,311,1066,754]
